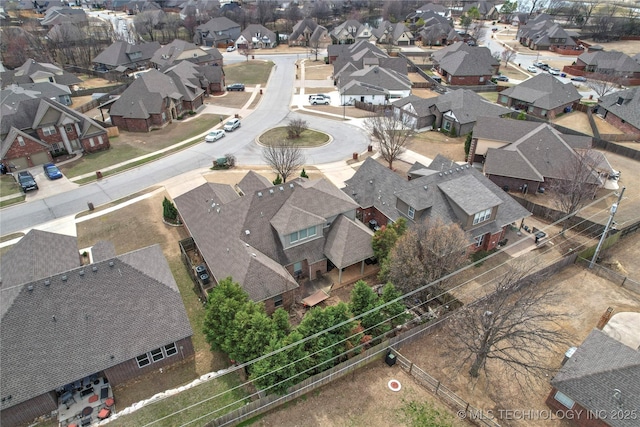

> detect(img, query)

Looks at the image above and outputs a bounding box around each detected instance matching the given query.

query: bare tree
[262,139,305,183]
[587,76,620,98]
[364,110,416,170]
[309,37,321,62]
[134,11,164,42]
[550,149,600,231]
[446,263,570,391]
[387,218,469,299]
[240,44,255,61]
[501,48,517,68]
[286,118,308,139]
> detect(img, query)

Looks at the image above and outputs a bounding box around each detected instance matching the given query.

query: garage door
[31,151,50,166]
[9,157,29,170]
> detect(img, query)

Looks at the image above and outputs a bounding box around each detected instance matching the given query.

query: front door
[293,262,303,278]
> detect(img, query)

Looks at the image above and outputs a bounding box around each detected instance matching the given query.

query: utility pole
[589,187,625,268]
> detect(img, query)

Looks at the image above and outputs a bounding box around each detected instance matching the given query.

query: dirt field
[580,39,640,56]
[552,111,593,135]
[304,63,333,80]
[408,132,466,162]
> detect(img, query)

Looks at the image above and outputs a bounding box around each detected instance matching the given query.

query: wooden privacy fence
[391,349,501,427]
[576,257,640,294]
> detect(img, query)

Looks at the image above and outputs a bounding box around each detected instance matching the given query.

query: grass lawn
[478,92,499,103]
[0,175,20,197]
[59,144,148,178]
[258,127,330,147]
[225,60,274,85]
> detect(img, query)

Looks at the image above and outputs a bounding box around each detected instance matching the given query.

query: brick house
[342,156,531,253]
[497,73,581,119]
[1,97,109,170]
[0,230,194,427]
[431,42,499,85]
[92,40,161,73]
[545,328,640,427]
[575,51,640,79]
[594,88,640,138]
[195,16,241,48]
[288,18,331,48]
[175,172,374,313]
[151,39,223,69]
[0,59,82,90]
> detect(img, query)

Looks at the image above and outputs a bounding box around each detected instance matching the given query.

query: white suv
[309,95,330,105]
[223,118,241,132]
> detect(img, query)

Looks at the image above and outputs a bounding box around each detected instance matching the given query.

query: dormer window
[290,226,317,244]
[408,206,415,219]
[473,208,492,225]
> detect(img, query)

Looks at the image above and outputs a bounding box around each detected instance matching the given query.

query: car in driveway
[571,76,587,82]
[526,65,538,73]
[205,130,225,142]
[494,75,509,82]
[308,94,329,102]
[16,170,38,192]
[309,95,330,105]
[226,45,236,52]
[548,68,561,75]
[223,118,241,131]
[226,83,245,91]
[43,163,63,180]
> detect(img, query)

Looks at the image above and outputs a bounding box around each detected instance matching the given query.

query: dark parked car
[571,76,587,82]
[227,83,245,91]
[43,163,63,180]
[494,75,509,82]
[16,170,38,192]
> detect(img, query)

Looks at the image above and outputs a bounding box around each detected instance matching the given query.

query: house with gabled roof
[517,15,582,53]
[178,0,219,20]
[575,51,640,79]
[235,24,276,49]
[343,156,531,253]
[546,328,640,427]
[497,73,581,119]
[470,116,603,194]
[175,174,374,311]
[373,21,415,46]
[0,59,82,90]
[289,18,331,48]
[152,39,223,69]
[39,6,87,27]
[0,230,194,427]
[195,16,241,48]
[338,66,411,105]
[463,1,499,20]
[92,41,161,74]
[1,95,109,170]
[595,88,640,138]
[2,82,72,106]
[419,19,460,47]
[109,67,205,132]
[330,20,376,45]
[431,42,499,85]
[393,89,511,134]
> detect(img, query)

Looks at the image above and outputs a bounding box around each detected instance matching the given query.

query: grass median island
[225,60,274,85]
[258,127,330,147]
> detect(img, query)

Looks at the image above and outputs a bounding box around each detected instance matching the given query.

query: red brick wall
[545,387,610,427]
[447,74,493,86]
[262,288,298,314]
[80,134,110,154]
[486,174,542,194]
[358,207,390,229]
[3,137,52,166]
[602,112,640,136]
[309,259,328,280]
[111,115,152,132]
[0,391,57,427]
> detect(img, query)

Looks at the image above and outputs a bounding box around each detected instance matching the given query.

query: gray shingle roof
[551,329,640,427]
[152,39,222,69]
[0,59,82,89]
[0,243,192,410]
[241,24,276,45]
[290,18,318,40]
[578,51,640,74]
[92,41,161,68]
[237,170,271,195]
[437,174,503,215]
[109,69,182,118]
[499,73,580,110]
[433,89,511,124]
[597,87,640,131]
[431,42,498,77]
[324,215,374,268]
[392,94,437,117]
[341,66,411,92]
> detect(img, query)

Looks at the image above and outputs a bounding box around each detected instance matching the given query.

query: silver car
[223,118,241,132]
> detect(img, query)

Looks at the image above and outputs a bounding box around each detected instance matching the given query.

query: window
[290,226,316,244]
[528,105,534,113]
[473,208,492,225]
[42,126,57,136]
[408,206,415,219]
[136,354,150,368]
[65,124,74,133]
[98,135,104,145]
[290,231,299,243]
[500,95,508,104]
[554,391,575,409]
[540,109,547,117]
[164,343,178,357]
[443,121,451,131]
[299,228,307,239]
[308,226,316,237]
[273,295,283,307]
[17,136,25,146]
[89,138,95,147]
[475,235,484,248]
[150,348,164,362]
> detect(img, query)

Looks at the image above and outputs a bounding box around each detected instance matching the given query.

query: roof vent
[245,229,250,235]
[423,186,428,190]
[269,189,274,194]
[28,285,34,292]
[449,170,453,174]
[369,180,373,184]
[439,173,443,177]
[289,183,294,188]
[79,270,85,276]
[44,280,51,286]
[251,253,257,257]
[466,164,470,169]
[109,261,114,267]
[279,186,284,191]
[258,192,263,197]
[444,171,448,175]
[61,275,68,281]
[92,266,98,272]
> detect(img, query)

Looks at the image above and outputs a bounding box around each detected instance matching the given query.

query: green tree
[202,277,249,352]
[379,283,411,328]
[300,168,309,178]
[272,174,282,185]
[251,331,310,394]
[224,302,279,364]
[517,111,527,120]
[162,197,178,221]
[500,0,518,14]
[372,217,407,262]
[464,133,473,159]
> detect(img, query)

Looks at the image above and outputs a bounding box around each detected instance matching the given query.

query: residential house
[575,51,640,79]
[373,21,415,46]
[343,156,531,253]
[330,41,406,72]
[497,73,581,119]
[0,59,82,90]
[152,39,223,69]
[1,96,109,169]
[178,0,220,20]
[517,15,582,53]
[470,116,603,194]
[330,20,376,45]
[175,174,374,311]
[546,328,640,427]
[235,24,276,49]
[39,6,87,27]
[123,0,163,15]
[393,89,511,134]
[419,19,459,47]
[431,42,499,85]
[463,1,499,20]
[163,59,225,94]
[1,82,72,106]
[92,41,161,74]
[0,230,194,427]
[595,88,640,138]
[411,3,451,18]
[195,16,241,48]
[338,66,411,105]
[109,68,205,132]
[289,18,331,48]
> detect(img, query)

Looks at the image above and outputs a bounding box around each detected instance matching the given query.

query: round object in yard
[388,379,402,392]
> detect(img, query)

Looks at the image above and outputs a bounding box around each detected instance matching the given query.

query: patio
[57,376,114,426]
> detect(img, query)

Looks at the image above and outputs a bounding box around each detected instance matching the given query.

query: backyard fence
[354,101,387,112]
[576,257,640,294]
[391,349,501,427]
[592,138,640,160]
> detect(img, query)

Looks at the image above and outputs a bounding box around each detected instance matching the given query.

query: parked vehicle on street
[494,75,509,82]
[43,163,63,180]
[16,170,38,192]
[548,68,561,75]
[205,130,225,142]
[308,94,329,102]
[226,83,245,91]
[309,95,330,105]
[526,66,538,73]
[571,76,587,82]
[223,118,241,131]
